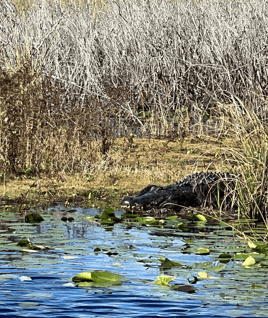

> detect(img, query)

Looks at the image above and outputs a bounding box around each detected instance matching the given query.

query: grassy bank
[0,0,268,230]
[0,136,228,209]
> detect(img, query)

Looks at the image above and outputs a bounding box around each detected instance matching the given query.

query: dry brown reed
[0,54,119,177]
[0,0,268,224]
[1,0,267,137]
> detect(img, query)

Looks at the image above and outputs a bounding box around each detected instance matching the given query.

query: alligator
[121,172,238,215]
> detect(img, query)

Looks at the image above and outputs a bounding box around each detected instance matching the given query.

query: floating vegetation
[0,205,268,316]
[25,213,44,223]
[73,271,127,287]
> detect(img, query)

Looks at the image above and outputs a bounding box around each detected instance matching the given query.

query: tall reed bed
[0,0,268,226]
[1,0,267,134]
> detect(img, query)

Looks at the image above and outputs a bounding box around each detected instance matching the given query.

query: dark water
[0,205,267,318]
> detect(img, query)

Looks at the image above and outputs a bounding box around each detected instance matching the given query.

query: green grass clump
[217,99,268,226]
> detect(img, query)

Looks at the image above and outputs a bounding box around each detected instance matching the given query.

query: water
[0,205,267,317]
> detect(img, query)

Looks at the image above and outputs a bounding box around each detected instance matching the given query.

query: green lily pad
[153,275,175,286]
[97,208,121,224]
[137,217,159,226]
[177,222,188,231]
[195,247,210,255]
[91,271,126,284]
[249,253,266,261]
[193,214,207,222]
[100,219,117,225]
[260,260,268,267]
[72,272,93,283]
[251,243,268,253]
[121,213,140,220]
[242,256,256,267]
[66,209,77,213]
[218,253,232,263]
[211,264,226,272]
[99,208,116,219]
[234,253,250,260]
[193,262,226,272]
[165,215,180,221]
[17,238,32,248]
[198,271,211,280]
[72,270,126,287]
[159,257,184,270]
[25,213,44,223]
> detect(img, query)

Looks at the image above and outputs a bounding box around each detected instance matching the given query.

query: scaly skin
[121,172,237,213]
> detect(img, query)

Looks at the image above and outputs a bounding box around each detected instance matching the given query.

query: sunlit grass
[216,99,268,225]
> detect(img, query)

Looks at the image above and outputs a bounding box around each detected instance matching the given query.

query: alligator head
[121,185,166,212]
[121,183,201,212]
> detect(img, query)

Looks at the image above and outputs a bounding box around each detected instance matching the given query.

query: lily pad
[97,208,121,225]
[165,215,180,221]
[137,216,159,226]
[193,214,207,222]
[250,243,268,253]
[218,253,232,263]
[195,247,210,255]
[248,241,258,249]
[72,272,93,283]
[159,257,185,270]
[242,256,256,267]
[72,270,126,287]
[17,238,32,248]
[234,253,250,260]
[25,213,44,223]
[171,284,196,293]
[198,271,211,280]
[153,275,175,286]
[192,262,225,272]
[177,222,188,231]
[91,271,126,284]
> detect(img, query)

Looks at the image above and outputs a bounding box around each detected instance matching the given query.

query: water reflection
[0,204,267,318]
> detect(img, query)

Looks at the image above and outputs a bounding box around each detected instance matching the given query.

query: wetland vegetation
[1,0,268,231]
[0,0,268,228]
[0,0,268,315]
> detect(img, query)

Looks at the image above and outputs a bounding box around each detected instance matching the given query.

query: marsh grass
[0,0,268,228]
[216,99,268,225]
[0,54,117,176]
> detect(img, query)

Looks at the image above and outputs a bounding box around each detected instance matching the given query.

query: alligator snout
[120,197,133,208]
[121,196,144,212]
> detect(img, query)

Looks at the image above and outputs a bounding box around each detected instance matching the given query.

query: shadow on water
[0,203,267,318]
